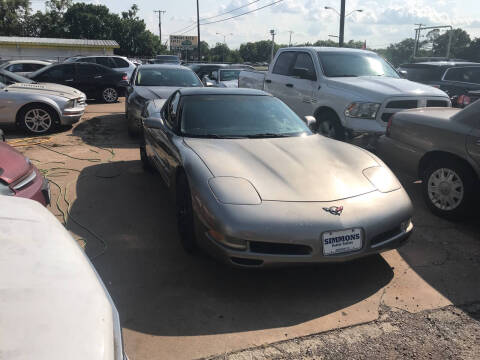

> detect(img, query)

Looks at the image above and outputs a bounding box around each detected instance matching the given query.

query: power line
[200,0,285,26]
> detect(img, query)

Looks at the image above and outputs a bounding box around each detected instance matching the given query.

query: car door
[149,92,181,184]
[466,115,480,169]
[264,51,296,108]
[33,63,76,87]
[76,63,98,96]
[285,52,318,117]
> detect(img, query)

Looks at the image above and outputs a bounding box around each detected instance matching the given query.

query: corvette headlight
[363,166,401,193]
[208,177,261,205]
[345,102,380,119]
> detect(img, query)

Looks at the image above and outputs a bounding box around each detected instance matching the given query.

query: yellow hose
[7,136,52,147]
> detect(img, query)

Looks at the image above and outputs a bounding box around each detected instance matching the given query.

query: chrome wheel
[102,88,118,103]
[427,168,464,211]
[318,120,336,138]
[24,108,52,133]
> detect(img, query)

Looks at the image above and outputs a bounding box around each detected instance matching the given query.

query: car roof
[401,61,480,67]
[138,64,191,70]
[178,87,269,96]
[2,59,50,65]
[285,46,376,55]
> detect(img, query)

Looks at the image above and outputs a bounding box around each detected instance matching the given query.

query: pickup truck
[239,47,451,141]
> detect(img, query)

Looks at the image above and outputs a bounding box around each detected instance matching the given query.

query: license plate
[322,228,363,256]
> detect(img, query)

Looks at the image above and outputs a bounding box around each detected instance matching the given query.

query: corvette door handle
[286,83,293,88]
[265,79,272,83]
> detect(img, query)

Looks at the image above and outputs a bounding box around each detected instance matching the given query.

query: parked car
[207,69,243,88]
[397,61,480,106]
[139,88,413,267]
[154,55,181,64]
[0,196,127,360]
[0,81,86,134]
[125,64,203,136]
[28,62,127,103]
[0,131,50,205]
[0,59,51,76]
[187,63,230,81]
[239,47,451,142]
[64,55,136,80]
[377,100,480,219]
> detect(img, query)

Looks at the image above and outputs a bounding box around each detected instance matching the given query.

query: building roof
[0,37,119,48]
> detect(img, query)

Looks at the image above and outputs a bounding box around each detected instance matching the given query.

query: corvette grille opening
[230,257,263,267]
[249,241,312,255]
[370,226,402,246]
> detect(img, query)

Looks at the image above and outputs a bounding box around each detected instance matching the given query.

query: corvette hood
[6,83,85,99]
[185,135,379,202]
[134,86,180,100]
[327,76,448,101]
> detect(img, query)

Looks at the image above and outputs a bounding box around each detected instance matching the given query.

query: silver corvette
[0,81,86,134]
[140,88,413,267]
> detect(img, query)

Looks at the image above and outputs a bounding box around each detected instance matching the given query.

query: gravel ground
[207,303,480,360]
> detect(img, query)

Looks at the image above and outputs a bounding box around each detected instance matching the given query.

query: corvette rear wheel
[20,105,57,134]
[422,159,475,219]
[176,173,197,253]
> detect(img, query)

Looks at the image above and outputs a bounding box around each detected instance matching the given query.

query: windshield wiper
[246,133,292,138]
[331,74,358,77]
[185,134,247,139]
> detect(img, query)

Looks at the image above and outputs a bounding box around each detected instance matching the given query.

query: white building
[0,37,120,61]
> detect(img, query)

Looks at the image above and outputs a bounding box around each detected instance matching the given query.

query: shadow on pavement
[70,114,138,148]
[394,171,480,314]
[67,160,394,336]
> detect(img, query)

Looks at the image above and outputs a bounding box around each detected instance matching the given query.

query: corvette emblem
[323,206,344,216]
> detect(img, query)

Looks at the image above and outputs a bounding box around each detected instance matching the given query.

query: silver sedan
[377,100,480,219]
[140,88,413,267]
[0,81,86,134]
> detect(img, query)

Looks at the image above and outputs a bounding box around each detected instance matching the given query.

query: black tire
[101,87,119,103]
[176,173,197,253]
[139,145,154,172]
[422,159,476,220]
[315,111,345,141]
[18,104,57,135]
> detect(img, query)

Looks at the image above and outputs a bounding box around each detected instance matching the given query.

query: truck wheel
[315,112,345,141]
[422,159,476,220]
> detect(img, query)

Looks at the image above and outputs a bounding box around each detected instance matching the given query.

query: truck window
[444,67,480,84]
[292,53,317,80]
[272,52,295,76]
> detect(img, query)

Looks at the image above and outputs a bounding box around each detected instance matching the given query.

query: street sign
[181,39,194,50]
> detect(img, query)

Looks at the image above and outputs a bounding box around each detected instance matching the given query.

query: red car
[0,130,50,206]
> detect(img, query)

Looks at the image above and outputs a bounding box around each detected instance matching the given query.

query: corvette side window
[165,92,180,129]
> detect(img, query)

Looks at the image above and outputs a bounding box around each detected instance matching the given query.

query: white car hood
[327,76,448,101]
[6,82,85,100]
[0,196,119,360]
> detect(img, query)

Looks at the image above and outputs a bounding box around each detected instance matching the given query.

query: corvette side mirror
[304,116,317,131]
[143,117,164,129]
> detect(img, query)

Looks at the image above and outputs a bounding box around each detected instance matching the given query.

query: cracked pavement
[8,100,480,360]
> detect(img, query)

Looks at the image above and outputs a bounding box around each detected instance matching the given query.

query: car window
[400,66,444,82]
[318,52,399,78]
[272,52,296,76]
[112,57,129,68]
[444,67,480,84]
[38,64,75,81]
[96,57,115,68]
[77,63,95,77]
[165,92,181,128]
[292,52,317,80]
[180,95,311,138]
[219,70,241,81]
[25,63,46,72]
[79,57,97,64]
[6,64,23,72]
[135,67,202,87]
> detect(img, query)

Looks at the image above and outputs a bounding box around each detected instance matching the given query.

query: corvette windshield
[180,95,311,138]
[135,68,202,87]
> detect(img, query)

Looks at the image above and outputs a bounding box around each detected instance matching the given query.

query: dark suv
[398,62,480,106]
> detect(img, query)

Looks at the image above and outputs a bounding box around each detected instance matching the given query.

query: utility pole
[270,29,276,62]
[288,30,294,47]
[339,0,346,47]
[154,10,166,45]
[196,0,201,61]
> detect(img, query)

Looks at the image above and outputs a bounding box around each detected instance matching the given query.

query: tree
[0,0,31,36]
[377,38,416,66]
[458,38,480,62]
[432,28,471,58]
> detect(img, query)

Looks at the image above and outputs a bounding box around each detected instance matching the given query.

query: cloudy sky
[33,0,480,49]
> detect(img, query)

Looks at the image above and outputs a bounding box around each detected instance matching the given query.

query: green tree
[378,38,416,66]
[0,0,31,36]
[458,37,480,62]
[210,42,230,62]
[432,28,471,58]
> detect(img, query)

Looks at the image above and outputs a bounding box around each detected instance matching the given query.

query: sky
[32,0,480,49]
